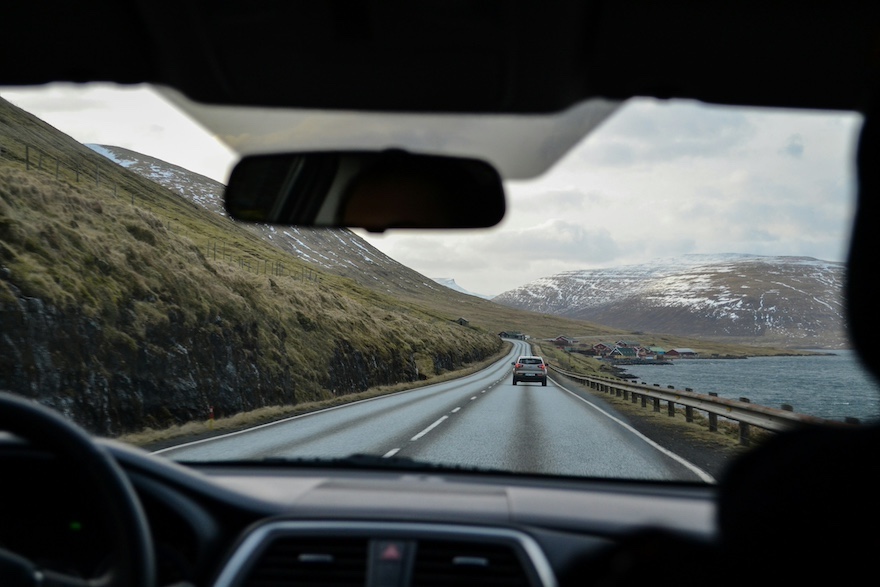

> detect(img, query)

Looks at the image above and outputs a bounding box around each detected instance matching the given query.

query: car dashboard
[0,437,716,587]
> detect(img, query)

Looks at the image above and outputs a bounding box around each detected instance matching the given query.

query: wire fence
[1,139,323,284]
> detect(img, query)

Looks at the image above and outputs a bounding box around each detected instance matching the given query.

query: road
[157,340,713,482]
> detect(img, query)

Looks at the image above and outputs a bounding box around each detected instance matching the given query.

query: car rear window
[520,358,543,365]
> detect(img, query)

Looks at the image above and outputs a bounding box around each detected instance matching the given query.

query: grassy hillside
[0,97,501,435]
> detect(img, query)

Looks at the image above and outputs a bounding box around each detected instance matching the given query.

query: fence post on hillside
[56,157,60,179]
[25,145,29,170]
[75,158,80,182]
[95,162,99,187]
[38,151,43,170]
[739,397,751,446]
[708,393,719,431]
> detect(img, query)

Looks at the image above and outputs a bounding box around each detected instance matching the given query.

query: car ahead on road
[512,356,548,386]
[2,2,880,587]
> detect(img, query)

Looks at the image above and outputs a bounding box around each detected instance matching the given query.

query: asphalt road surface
[157,340,713,482]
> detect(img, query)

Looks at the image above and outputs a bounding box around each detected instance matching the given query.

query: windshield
[1,84,876,484]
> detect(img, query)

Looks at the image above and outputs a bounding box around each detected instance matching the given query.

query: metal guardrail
[548,365,856,445]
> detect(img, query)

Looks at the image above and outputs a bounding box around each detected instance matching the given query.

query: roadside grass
[550,368,774,459]
[119,340,513,449]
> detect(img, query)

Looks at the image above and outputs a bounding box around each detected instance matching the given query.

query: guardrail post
[739,397,751,446]
[622,388,629,400]
[708,393,718,431]
[641,395,647,408]
[667,400,675,417]
[653,398,661,413]
[685,406,694,422]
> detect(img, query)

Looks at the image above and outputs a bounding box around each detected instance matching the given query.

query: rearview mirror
[224,150,506,232]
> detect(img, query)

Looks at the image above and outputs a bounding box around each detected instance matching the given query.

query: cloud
[572,98,756,168]
[481,219,620,264]
[779,134,805,158]
[519,189,603,212]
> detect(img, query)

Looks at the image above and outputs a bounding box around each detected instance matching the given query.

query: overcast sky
[1,84,862,296]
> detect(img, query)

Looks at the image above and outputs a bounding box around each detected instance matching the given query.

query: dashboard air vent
[411,539,531,587]
[243,536,369,587]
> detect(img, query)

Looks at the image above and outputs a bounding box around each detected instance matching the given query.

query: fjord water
[619,350,880,423]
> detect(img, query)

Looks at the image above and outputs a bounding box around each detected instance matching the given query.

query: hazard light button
[369,540,414,587]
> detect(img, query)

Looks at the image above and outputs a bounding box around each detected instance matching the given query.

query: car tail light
[539,364,546,370]
[515,363,523,368]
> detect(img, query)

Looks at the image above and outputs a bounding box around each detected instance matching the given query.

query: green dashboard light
[69,521,82,531]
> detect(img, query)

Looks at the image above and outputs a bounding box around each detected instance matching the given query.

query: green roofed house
[646,346,666,357]
[609,347,638,359]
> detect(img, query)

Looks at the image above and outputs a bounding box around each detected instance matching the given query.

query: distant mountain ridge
[493,254,846,348]
[431,278,493,300]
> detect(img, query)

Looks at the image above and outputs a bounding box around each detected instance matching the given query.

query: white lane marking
[451,407,461,413]
[411,416,448,441]
[470,396,477,401]
[383,448,401,458]
[550,377,717,484]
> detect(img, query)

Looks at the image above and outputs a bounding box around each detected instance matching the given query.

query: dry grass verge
[551,370,774,459]
[118,340,513,449]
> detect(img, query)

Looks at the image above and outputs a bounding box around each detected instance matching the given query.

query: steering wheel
[0,391,156,587]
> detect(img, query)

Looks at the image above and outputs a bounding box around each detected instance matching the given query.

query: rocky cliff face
[0,277,499,436]
[494,254,846,348]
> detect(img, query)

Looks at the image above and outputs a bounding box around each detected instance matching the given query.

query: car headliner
[4,1,878,114]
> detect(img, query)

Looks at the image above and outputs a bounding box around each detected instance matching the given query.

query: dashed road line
[383,448,401,458]
[411,416,448,441]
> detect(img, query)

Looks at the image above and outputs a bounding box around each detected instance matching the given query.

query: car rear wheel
[542,379,547,386]
[512,377,517,385]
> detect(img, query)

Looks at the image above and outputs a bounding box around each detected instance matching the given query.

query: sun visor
[157,86,619,182]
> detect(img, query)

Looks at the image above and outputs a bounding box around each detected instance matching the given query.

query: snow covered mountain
[493,254,846,348]
[87,144,447,297]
